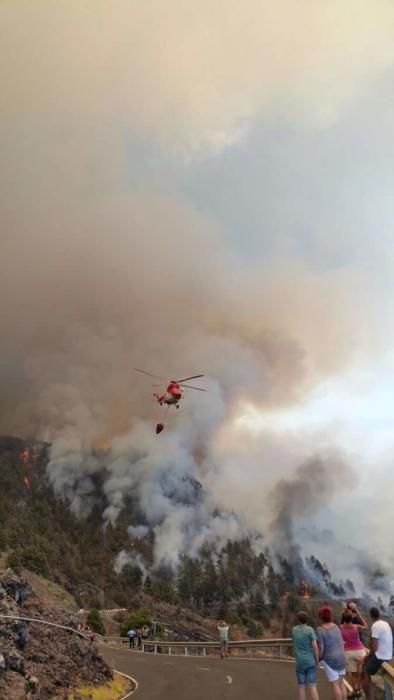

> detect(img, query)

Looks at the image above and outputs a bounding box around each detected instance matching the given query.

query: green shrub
[86,608,106,636]
[120,607,151,636]
[247,621,264,638]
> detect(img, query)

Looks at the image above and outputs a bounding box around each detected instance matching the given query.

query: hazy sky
[1,1,394,587]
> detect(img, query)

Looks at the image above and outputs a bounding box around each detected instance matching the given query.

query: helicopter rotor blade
[180,384,207,392]
[176,374,204,383]
[134,368,167,381]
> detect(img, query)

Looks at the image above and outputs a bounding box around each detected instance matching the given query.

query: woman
[292,611,320,700]
[317,606,347,700]
[340,608,367,697]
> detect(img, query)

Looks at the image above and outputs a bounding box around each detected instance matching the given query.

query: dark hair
[297,611,309,624]
[318,605,333,623]
[343,610,353,624]
[370,607,380,621]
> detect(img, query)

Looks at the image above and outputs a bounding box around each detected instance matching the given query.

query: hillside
[0,435,365,640]
[0,568,111,699]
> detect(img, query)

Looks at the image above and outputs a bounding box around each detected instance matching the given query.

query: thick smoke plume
[269,454,354,572]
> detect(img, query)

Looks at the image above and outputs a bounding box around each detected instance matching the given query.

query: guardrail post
[184,646,188,656]
[247,647,253,657]
[168,646,172,655]
[278,646,284,659]
[202,648,206,656]
[141,643,144,653]
[154,645,157,654]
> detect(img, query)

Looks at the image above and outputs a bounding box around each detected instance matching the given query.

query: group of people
[127,619,158,648]
[76,623,95,642]
[292,602,393,700]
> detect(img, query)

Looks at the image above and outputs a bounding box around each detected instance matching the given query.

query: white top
[371,620,393,660]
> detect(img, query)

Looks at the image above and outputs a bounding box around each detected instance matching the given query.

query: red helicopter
[134,369,206,433]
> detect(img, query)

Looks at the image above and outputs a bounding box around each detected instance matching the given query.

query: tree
[7,549,22,573]
[86,608,106,636]
[149,580,178,605]
[120,608,151,637]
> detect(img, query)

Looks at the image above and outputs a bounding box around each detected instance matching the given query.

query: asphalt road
[101,646,333,699]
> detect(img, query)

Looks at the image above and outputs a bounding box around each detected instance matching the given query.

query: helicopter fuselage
[155,381,183,406]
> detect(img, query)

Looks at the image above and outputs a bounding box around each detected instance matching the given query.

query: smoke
[269,453,354,568]
[1,1,394,151]
[0,1,391,591]
[114,551,149,582]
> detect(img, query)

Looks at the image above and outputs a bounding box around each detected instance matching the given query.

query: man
[217,619,229,659]
[362,607,393,700]
[127,628,136,649]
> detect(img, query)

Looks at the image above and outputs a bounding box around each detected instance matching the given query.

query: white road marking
[197,667,210,671]
[227,675,232,684]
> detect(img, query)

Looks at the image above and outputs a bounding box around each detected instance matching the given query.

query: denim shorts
[366,653,386,676]
[296,665,317,687]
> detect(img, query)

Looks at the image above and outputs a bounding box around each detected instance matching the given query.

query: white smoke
[114,550,149,582]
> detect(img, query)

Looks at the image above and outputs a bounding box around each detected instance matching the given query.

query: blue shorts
[296,665,317,687]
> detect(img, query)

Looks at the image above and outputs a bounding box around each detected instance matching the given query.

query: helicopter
[134,368,206,433]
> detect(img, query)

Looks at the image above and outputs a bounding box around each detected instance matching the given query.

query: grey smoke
[128,525,149,540]
[269,453,354,568]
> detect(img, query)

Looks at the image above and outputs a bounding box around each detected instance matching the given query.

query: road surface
[101,646,333,699]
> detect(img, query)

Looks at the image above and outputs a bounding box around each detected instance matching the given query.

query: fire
[299,580,312,599]
[91,438,111,452]
[23,476,31,490]
[20,449,30,464]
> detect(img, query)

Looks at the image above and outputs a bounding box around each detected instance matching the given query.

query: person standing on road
[150,619,158,639]
[340,608,367,696]
[217,619,229,658]
[362,607,393,700]
[341,603,365,644]
[292,611,320,700]
[127,628,136,649]
[317,606,347,700]
[137,628,143,649]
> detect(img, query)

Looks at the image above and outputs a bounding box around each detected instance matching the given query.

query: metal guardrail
[100,635,293,658]
[0,614,90,640]
[380,662,394,700]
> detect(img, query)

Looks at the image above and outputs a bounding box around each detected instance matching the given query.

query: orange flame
[21,449,30,464]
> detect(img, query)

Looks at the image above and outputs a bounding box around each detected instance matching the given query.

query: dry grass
[22,569,78,612]
[54,673,134,700]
